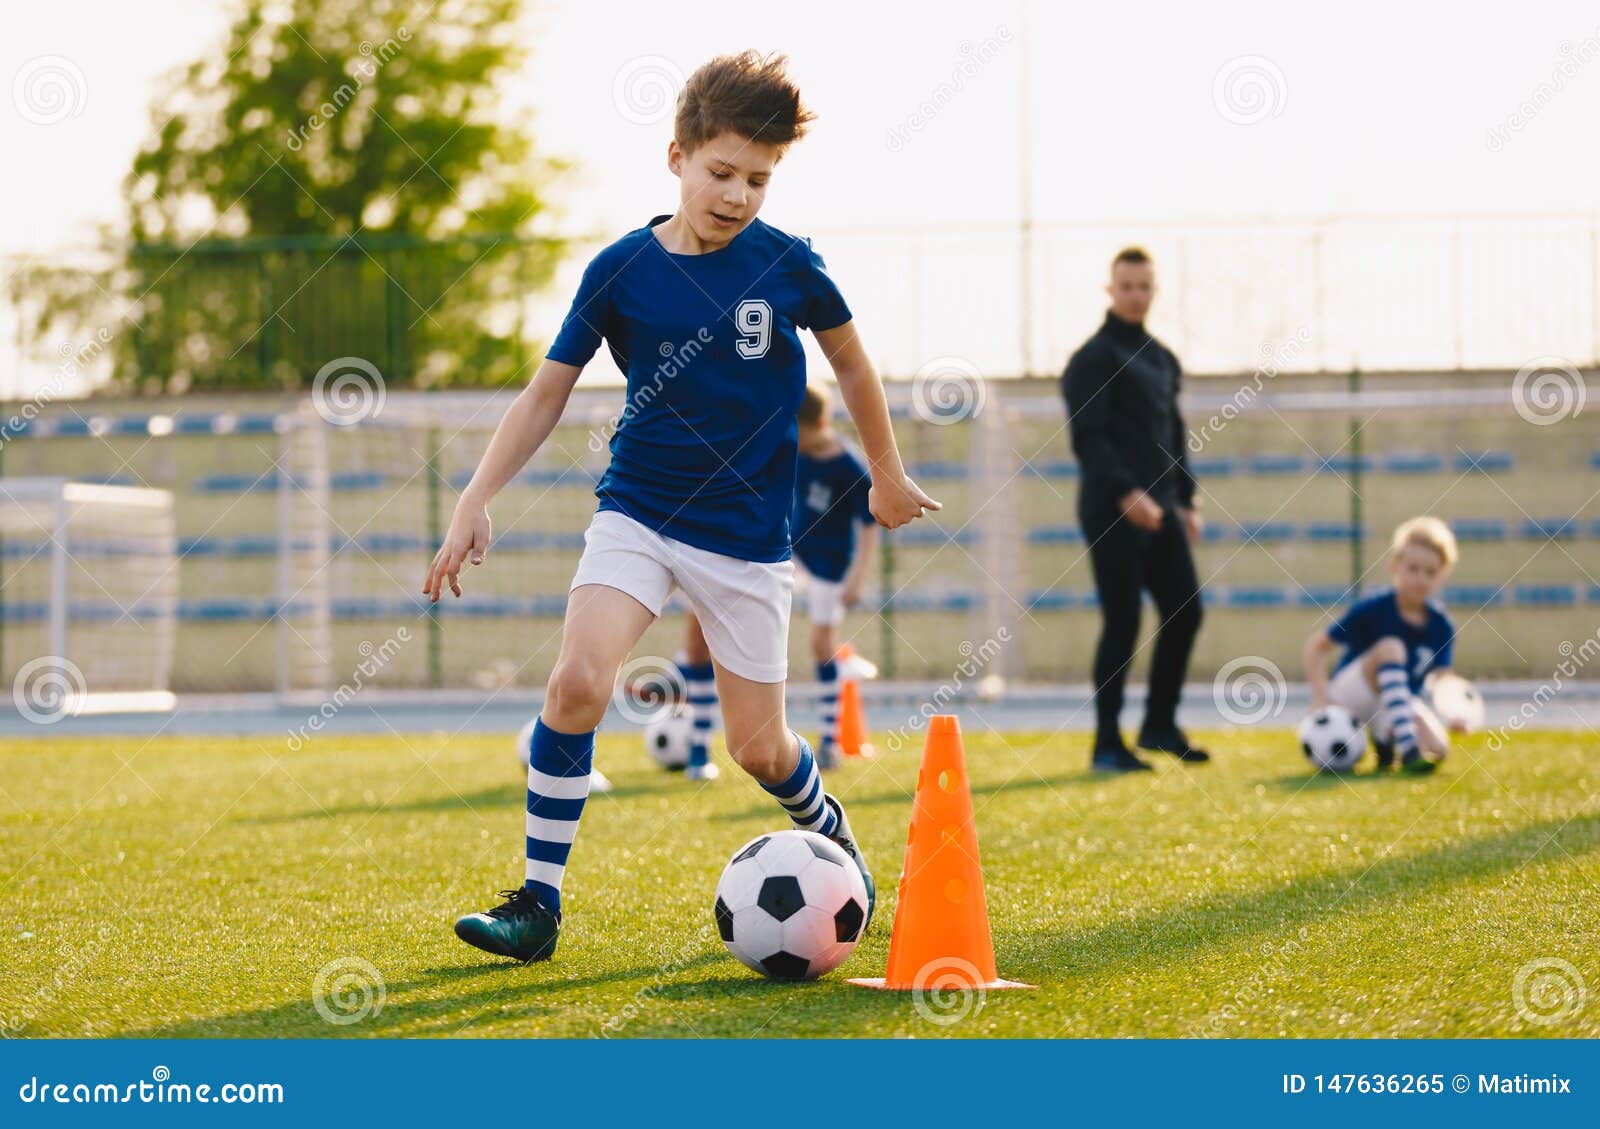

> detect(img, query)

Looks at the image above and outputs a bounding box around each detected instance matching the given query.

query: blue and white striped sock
[679,660,718,769]
[761,734,840,837]
[1377,663,1418,759]
[816,659,839,755]
[524,719,595,912]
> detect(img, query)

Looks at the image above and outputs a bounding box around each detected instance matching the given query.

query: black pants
[1081,501,1204,745]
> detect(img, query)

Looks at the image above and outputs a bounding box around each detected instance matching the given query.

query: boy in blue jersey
[423,51,940,962]
[792,383,878,767]
[1302,517,1461,774]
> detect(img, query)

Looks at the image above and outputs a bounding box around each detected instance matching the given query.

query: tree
[15,0,566,393]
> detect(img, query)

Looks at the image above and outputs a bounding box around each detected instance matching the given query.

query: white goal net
[0,478,178,719]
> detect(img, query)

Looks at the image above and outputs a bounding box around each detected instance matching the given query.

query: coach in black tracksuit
[1062,246,1209,773]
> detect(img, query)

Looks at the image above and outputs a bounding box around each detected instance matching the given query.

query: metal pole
[1348,366,1363,597]
[275,416,292,698]
[426,423,443,690]
[1017,0,1034,379]
[49,487,68,663]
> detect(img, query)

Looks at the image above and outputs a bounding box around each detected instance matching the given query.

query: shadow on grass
[239,778,679,824]
[113,952,730,1039]
[708,769,1102,822]
[1259,769,1420,791]
[1005,811,1600,986]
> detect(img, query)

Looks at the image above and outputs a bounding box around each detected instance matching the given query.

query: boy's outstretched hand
[869,474,941,530]
[424,502,492,601]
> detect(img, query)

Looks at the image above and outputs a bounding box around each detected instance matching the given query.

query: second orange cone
[849,715,1031,992]
[834,644,874,758]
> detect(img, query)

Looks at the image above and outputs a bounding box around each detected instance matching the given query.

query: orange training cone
[836,678,875,758]
[850,715,1031,992]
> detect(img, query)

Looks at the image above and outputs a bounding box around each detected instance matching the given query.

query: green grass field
[2,725,1595,1038]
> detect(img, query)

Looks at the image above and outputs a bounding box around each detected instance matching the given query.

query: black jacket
[1061,311,1196,513]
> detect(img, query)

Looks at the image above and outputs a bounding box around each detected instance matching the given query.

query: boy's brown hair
[798,383,831,427]
[675,51,815,157]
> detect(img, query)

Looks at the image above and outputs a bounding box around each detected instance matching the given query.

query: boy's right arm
[1303,628,1335,708]
[423,358,583,601]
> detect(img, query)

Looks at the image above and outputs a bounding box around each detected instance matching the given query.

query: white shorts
[802,574,846,627]
[1327,661,1443,742]
[570,510,793,683]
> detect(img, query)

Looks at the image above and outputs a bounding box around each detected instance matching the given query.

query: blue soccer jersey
[1328,589,1455,694]
[792,444,874,582]
[546,215,853,562]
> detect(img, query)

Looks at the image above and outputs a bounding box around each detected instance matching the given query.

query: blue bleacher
[1454,450,1514,472]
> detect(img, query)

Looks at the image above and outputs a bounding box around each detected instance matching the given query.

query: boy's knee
[726,728,790,782]
[1371,636,1406,665]
[545,659,613,725]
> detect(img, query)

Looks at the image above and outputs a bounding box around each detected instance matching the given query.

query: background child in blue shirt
[1303,517,1462,773]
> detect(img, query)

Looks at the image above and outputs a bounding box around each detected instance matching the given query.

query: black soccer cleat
[823,795,875,931]
[1137,727,1212,763]
[454,887,561,963]
[1091,742,1153,773]
[1399,749,1439,775]
[1372,738,1396,771]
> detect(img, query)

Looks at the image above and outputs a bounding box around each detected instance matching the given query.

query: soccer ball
[515,718,537,769]
[713,830,869,980]
[1297,706,1367,772]
[644,709,694,771]
[1429,673,1485,732]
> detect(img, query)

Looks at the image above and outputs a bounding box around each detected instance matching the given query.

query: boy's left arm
[814,321,940,528]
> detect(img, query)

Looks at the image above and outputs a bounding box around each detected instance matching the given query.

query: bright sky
[3,0,1598,387]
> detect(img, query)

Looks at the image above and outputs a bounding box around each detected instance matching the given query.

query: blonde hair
[1390,516,1458,568]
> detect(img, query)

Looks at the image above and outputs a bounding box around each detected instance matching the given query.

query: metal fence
[1,373,1594,697]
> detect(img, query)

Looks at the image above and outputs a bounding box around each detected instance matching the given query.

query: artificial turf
[2,725,1594,1038]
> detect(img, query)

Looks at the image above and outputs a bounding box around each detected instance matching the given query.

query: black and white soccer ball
[644,709,693,771]
[713,830,869,980]
[1298,705,1366,773]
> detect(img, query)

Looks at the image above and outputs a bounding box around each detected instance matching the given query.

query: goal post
[0,477,178,719]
